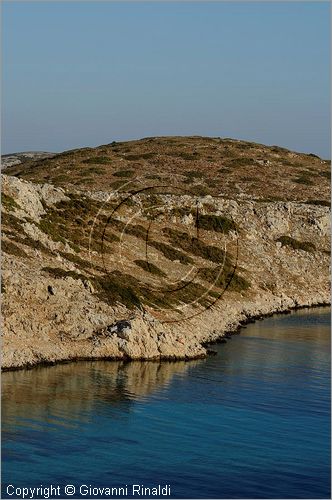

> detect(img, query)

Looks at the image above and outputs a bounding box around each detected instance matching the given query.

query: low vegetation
[224,157,256,168]
[2,212,24,232]
[305,199,330,207]
[125,152,156,161]
[190,185,210,197]
[2,193,21,211]
[277,235,316,252]
[319,170,331,180]
[93,272,143,309]
[38,194,107,253]
[82,156,112,164]
[92,270,216,311]
[2,136,329,319]
[195,214,236,234]
[198,265,250,293]
[185,170,204,182]
[134,259,166,277]
[5,136,329,204]
[113,170,135,178]
[163,227,227,263]
[2,239,29,258]
[10,233,54,256]
[149,240,194,265]
[293,171,314,186]
[42,266,88,282]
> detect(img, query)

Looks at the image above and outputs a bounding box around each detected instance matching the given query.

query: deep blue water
[2,308,330,499]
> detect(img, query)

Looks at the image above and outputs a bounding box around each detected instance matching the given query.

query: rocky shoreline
[2,138,330,371]
[2,291,330,372]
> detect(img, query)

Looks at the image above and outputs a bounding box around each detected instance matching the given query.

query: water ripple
[2,308,330,498]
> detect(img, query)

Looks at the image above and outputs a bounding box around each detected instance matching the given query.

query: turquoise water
[2,308,330,498]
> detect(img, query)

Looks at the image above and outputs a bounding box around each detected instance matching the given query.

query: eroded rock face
[2,174,69,222]
[1,171,330,370]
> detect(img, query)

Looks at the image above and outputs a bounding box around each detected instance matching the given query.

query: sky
[2,1,330,158]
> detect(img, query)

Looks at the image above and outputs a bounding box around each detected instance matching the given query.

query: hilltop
[1,137,330,370]
[5,136,330,204]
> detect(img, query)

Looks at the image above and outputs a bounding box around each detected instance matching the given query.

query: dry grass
[6,136,330,203]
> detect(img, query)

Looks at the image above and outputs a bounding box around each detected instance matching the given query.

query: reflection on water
[2,308,331,499]
[3,360,199,428]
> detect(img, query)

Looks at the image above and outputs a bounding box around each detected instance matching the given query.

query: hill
[1,137,330,369]
[5,136,330,204]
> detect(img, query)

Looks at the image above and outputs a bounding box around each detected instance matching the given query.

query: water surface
[2,308,330,498]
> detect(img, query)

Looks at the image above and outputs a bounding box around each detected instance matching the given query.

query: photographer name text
[6,484,171,499]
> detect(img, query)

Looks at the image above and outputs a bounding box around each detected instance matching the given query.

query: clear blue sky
[2,1,330,158]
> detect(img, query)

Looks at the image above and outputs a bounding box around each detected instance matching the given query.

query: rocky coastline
[2,273,329,371]
[2,138,330,371]
[2,299,330,372]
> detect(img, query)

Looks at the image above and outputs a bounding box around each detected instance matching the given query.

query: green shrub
[93,272,142,309]
[166,280,211,308]
[82,156,112,164]
[126,224,147,240]
[9,233,54,256]
[277,235,316,252]
[87,167,105,175]
[271,146,289,154]
[125,152,156,161]
[38,194,109,253]
[146,174,162,180]
[103,232,120,243]
[107,217,126,233]
[91,270,189,311]
[149,240,193,265]
[42,267,88,281]
[225,157,256,168]
[53,174,72,183]
[38,218,67,245]
[163,227,227,263]
[110,180,128,190]
[293,171,314,185]
[113,170,135,178]
[305,199,330,207]
[242,176,256,182]
[198,266,250,292]
[2,239,29,258]
[141,194,162,208]
[185,170,204,179]
[75,177,94,185]
[134,259,166,277]
[218,167,232,174]
[205,178,219,188]
[196,214,236,234]
[177,152,199,160]
[59,251,96,270]
[170,207,192,218]
[319,171,331,180]
[1,193,20,211]
[190,185,210,197]
[2,212,23,232]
